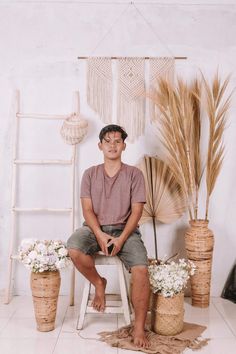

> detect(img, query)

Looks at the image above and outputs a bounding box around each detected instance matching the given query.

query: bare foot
[92,277,107,312]
[132,327,150,348]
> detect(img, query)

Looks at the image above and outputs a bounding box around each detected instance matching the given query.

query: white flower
[48,255,57,265]
[20,239,36,252]
[21,238,36,246]
[39,268,46,272]
[22,258,31,265]
[58,247,68,257]
[18,239,71,273]
[35,243,47,253]
[55,259,66,269]
[148,258,196,298]
[48,245,54,253]
[28,251,37,260]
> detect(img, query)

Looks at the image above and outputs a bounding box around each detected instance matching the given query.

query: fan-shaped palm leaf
[138,156,187,224]
[137,156,187,259]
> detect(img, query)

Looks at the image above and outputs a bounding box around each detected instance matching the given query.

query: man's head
[99,125,128,143]
[98,125,127,161]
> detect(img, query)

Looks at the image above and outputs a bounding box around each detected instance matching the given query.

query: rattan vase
[151,292,184,336]
[30,270,61,332]
[185,219,214,308]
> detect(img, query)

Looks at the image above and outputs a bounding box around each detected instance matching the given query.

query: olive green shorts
[67,224,148,271]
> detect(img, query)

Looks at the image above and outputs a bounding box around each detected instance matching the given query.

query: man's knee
[131,265,149,278]
[67,226,99,256]
[68,247,83,262]
[67,227,89,248]
[68,247,79,256]
[68,248,94,270]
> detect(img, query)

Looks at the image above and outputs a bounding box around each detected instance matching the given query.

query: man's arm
[108,202,144,256]
[81,198,114,256]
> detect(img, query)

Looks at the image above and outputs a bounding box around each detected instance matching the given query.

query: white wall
[0,0,236,298]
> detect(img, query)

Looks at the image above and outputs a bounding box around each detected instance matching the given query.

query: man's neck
[104,159,122,177]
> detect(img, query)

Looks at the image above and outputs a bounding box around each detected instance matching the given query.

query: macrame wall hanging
[80,2,186,142]
[87,57,112,124]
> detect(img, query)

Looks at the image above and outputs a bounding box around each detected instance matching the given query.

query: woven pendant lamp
[61,93,88,145]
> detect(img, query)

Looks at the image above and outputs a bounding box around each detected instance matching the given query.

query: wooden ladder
[4,90,79,305]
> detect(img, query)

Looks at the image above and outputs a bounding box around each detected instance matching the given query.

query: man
[67,124,150,348]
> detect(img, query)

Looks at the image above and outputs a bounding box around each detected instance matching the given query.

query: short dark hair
[99,124,128,142]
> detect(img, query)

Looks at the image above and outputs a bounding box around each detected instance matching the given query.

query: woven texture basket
[151,292,184,336]
[185,219,214,308]
[31,271,61,332]
[60,113,88,145]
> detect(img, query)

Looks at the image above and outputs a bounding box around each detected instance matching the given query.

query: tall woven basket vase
[151,292,184,336]
[185,220,214,308]
[30,271,61,332]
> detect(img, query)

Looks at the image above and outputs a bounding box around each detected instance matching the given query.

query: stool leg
[117,259,131,326]
[77,280,91,330]
[123,267,133,313]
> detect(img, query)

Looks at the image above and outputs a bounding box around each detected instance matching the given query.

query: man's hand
[107,237,124,256]
[96,231,114,256]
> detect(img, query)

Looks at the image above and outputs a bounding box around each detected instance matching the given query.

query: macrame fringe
[117,94,145,143]
[117,58,146,142]
[87,58,112,124]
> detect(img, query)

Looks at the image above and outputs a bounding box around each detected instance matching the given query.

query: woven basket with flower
[18,239,71,332]
[149,258,196,335]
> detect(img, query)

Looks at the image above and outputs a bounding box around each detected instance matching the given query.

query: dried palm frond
[149,78,202,220]
[202,73,232,220]
[137,156,187,259]
[148,72,232,222]
[190,79,202,219]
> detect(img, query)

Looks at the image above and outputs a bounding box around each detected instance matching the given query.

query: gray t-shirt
[80,163,146,226]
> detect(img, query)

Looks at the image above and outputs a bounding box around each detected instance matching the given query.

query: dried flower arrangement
[149,73,232,220]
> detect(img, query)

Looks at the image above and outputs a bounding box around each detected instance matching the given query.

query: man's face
[98,131,126,160]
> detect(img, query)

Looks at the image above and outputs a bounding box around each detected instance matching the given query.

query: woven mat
[98,322,209,354]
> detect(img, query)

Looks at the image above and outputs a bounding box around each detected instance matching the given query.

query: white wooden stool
[77,252,131,329]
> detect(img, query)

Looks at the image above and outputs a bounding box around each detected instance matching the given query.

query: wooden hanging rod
[78,56,187,60]
[14,159,72,165]
[16,113,69,120]
[12,207,72,212]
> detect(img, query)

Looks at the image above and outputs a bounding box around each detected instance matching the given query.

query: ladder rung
[86,306,124,314]
[12,207,72,212]
[14,159,72,165]
[16,113,69,120]
[88,298,122,307]
[89,294,121,302]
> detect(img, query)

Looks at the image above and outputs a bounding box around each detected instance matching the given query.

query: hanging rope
[87,2,176,58]
[89,3,130,56]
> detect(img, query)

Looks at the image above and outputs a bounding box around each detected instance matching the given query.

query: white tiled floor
[0,296,236,354]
